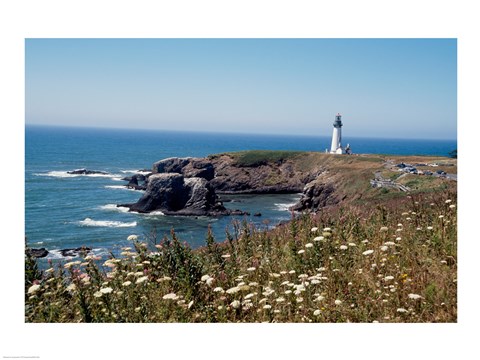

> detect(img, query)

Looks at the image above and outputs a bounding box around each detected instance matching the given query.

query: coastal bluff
[119,151,457,215]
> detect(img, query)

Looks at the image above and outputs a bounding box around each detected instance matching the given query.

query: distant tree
[449,149,457,159]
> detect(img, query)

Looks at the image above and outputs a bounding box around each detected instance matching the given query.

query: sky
[25,38,457,139]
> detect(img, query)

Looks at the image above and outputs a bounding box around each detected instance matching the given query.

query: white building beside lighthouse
[330,113,345,154]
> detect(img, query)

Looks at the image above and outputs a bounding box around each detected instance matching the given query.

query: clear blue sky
[25,38,457,139]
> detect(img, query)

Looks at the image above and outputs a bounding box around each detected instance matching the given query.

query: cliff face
[119,151,456,215]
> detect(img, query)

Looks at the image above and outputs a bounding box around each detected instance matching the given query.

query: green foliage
[25,190,457,323]
[232,150,304,167]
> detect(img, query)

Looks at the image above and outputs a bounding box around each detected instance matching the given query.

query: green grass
[25,189,457,323]
[228,150,306,167]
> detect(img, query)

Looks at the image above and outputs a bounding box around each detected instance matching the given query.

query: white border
[1,1,477,359]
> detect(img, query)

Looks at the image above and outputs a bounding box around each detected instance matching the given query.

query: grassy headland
[25,151,457,322]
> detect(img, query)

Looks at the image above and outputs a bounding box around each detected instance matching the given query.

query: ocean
[25,125,456,264]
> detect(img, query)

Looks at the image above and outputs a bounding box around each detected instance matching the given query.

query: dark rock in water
[67,169,108,175]
[253,212,262,217]
[119,173,230,216]
[60,247,92,257]
[290,180,338,212]
[230,209,249,216]
[153,158,193,174]
[27,248,49,258]
[153,157,215,181]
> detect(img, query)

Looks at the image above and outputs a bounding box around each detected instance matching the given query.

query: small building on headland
[327,113,352,155]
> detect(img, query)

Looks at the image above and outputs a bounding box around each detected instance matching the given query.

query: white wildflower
[247,267,256,272]
[305,243,314,248]
[201,274,211,282]
[334,299,342,306]
[93,291,103,298]
[380,226,388,232]
[100,287,113,294]
[122,281,132,287]
[230,300,241,309]
[323,227,331,231]
[339,245,348,250]
[136,276,148,284]
[298,249,305,254]
[213,287,224,293]
[313,236,325,242]
[380,246,388,252]
[313,309,321,316]
[127,234,138,241]
[397,308,408,313]
[263,304,272,309]
[384,276,394,281]
[163,293,179,300]
[27,284,41,294]
[362,250,374,256]
[408,293,422,300]
[226,286,240,294]
[311,227,318,232]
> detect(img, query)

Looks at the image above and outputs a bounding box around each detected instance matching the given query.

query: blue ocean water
[25,125,456,263]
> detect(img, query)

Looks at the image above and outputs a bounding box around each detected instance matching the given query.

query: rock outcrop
[119,173,231,216]
[290,179,338,212]
[67,169,109,175]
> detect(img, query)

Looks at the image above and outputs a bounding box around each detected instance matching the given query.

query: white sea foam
[274,202,297,211]
[104,185,142,192]
[35,170,122,179]
[78,218,137,228]
[120,169,151,174]
[99,204,130,213]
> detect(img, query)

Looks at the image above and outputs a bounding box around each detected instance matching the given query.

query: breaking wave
[78,218,137,228]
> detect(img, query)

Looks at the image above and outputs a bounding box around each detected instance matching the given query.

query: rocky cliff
[118,150,456,216]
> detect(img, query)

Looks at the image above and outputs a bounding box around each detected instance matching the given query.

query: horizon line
[24,123,458,142]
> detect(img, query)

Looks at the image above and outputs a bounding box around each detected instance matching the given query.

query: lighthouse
[330,113,345,154]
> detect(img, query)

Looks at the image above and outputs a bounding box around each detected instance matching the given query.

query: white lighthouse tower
[330,113,345,154]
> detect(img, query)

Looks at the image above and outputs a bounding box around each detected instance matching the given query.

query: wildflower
[285,290,292,295]
[408,293,422,300]
[449,204,456,209]
[66,284,76,292]
[313,309,321,316]
[380,246,388,252]
[384,241,395,246]
[206,278,214,287]
[226,286,240,294]
[127,234,138,241]
[445,199,452,203]
[122,281,132,287]
[201,274,211,282]
[100,287,113,294]
[334,299,342,306]
[395,237,402,241]
[298,274,308,280]
[384,276,394,281]
[247,267,256,272]
[313,236,325,242]
[134,271,144,277]
[397,308,408,313]
[27,284,41,294]
[94,291,103,298]
[311,227,318,232]
[276,297,285,303]
[362,250,374,256]
[380,226,388,232]
[305,243,314,248]
[163,293,178,300]
[339,245,348,250]
[263,304,272,310]
[221,254,231,258]
[45,268,54,274]
[289,270,296,274]
[297,249,305,254]
[296,297,304,303]
[323,227,331,231]
[427,226,433,230]
[348,242,357,247]
[362,239,369,244]
[438,215,444,219]
[136,276,148,284]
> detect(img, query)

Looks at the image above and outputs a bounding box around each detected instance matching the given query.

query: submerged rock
[67,169,109,175]
[27,248,49,258]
